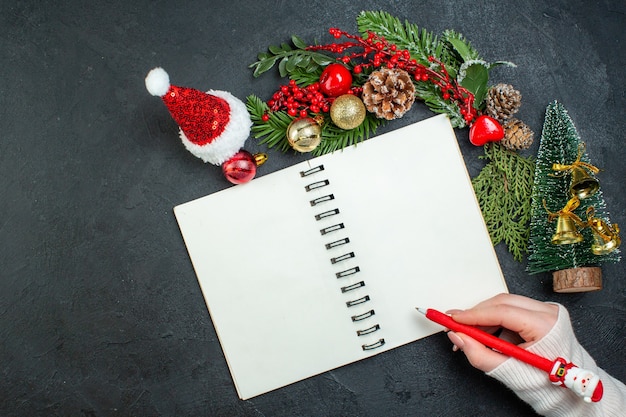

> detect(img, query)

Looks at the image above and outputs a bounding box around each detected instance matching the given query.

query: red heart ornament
[469,115,504,146]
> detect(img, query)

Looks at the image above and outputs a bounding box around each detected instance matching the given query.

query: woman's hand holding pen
[444,293,559,372]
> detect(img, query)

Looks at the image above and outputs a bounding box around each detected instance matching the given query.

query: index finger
[465,293,555,315]
[450,302,558,343]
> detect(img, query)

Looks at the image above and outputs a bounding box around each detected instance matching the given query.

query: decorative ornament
[361,68,415,120]
[545,197,585,245]
[222,150,265,184]
[586,207,621,255]
[319,63,353,97]
[501,118,534,151]
[469,115,504,146]
[485,83,522,121]
[286,117,323,152]
[551,144,600,200]
[527,101,620,293]
[253,152,268,166]
[145,67,258,185]
[330,95,366,130]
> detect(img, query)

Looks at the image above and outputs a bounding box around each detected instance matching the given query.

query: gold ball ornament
[286,117,322,152]
[330,94,366,130]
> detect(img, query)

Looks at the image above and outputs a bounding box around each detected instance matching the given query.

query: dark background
[1,1,625,416]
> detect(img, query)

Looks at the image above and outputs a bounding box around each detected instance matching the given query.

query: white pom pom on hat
[145,67,170,97]
[145,67,252,165]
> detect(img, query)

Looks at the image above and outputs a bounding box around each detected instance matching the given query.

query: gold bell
[253,152,268,167]
[569,165,599,200]
[552,143,601,199]
[546,197,585,245]
[551,214,584,245]
[588,217,621,255]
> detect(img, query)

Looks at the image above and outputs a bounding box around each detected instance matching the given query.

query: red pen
[417,307,603,403]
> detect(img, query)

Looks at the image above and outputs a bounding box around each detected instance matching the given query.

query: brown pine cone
[485,83,522,121]
[362,68,415,120]
[501,118,534,151]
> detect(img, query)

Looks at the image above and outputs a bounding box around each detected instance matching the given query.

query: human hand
[445,293,559,373]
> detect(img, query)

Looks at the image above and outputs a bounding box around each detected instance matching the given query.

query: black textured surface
[1,1,625,416]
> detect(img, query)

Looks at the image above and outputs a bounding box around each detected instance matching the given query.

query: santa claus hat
[145,67,251,165]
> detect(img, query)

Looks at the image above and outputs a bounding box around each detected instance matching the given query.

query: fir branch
[472,143,534,261]
[315,114,384,156]
[246,95,292,152]
[285,67,324,87]
[356,10,443,66]
[414,83,466,128]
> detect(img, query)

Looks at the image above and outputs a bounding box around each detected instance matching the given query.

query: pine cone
[485,83,522,121]
[501,118,534,151]
[362,68,415,120]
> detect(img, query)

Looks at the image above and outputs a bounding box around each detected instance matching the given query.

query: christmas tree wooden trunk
[527,101,620,292]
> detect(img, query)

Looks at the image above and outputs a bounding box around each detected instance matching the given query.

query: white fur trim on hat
[178,90,252,165]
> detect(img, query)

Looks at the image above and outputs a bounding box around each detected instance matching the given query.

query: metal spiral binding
[303,164,385,352]
[320,223,344,235]
[356,324,380,336]
[310,194,334,206]
[362,339,386,350]
[305,180,329,192]
[325,237,350,249]
[335,266,360,278]
[351,309,375,321]
[340,280,365,292]
[300,165,325,177]
[331,252,355,264]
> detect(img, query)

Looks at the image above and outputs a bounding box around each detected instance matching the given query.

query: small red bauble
[222,150,257,184]
[319,63,353,97]
[469,115,504,146]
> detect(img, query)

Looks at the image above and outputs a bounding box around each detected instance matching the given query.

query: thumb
[448,331,509,373]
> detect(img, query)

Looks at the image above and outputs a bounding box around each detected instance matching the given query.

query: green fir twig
[317,114,384,155]
[246,95,292,152]
[356,11,444,66]
[472,143,535,261]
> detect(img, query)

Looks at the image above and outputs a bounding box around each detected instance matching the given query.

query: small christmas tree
[527,101,620,292]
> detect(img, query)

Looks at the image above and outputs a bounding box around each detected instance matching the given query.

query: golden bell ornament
[286,117,322,153]
[551,214,584,245]
[330,94,366,130]
[588,217,621,255]
[569,166,599,200]
[253,153,268,166]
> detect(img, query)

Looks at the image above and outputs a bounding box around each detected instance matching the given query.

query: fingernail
[447,331,465,352]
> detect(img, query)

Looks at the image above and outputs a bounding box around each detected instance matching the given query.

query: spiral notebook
[174,114,507,400]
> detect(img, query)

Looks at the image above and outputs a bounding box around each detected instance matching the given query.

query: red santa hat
[145,67,251,165]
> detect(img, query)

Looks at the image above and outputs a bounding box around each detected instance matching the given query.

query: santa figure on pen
[550,358,603,403]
